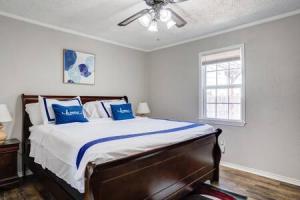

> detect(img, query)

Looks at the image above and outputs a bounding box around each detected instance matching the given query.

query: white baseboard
[221,161,300,187]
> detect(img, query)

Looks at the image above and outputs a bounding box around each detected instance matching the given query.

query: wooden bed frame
[22,94,222,200]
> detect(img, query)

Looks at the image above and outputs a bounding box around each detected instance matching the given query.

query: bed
[22,94,222,200]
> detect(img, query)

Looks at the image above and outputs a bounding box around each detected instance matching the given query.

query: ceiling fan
[118,0,189,32]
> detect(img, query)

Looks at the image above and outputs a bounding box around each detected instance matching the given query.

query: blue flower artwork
[63,49,95,84]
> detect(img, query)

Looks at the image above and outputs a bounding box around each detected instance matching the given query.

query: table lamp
[136,102,151,117]
[0,104,12,143]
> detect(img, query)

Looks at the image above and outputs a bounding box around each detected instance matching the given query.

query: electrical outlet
[220,139,226,154]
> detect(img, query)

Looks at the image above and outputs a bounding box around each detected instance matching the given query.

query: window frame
[199,44,246,127]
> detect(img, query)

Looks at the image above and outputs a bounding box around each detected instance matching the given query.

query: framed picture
[63,49,95,85]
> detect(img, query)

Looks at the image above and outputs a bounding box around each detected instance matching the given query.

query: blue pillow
[52,104,88,125]
[110,103,135,121]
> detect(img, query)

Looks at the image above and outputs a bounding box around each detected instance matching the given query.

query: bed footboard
[84,129,222,200]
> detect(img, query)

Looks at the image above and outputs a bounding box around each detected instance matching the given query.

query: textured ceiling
[1,0,300,51]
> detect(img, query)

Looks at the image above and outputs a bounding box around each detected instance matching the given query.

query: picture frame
[63,49,95,85]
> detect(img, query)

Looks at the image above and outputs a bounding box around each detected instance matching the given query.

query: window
[199,45,245,126]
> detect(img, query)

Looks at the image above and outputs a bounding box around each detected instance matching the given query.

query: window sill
[198,118,246,127]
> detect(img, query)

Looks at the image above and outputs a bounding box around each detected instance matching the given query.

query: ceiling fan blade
[169,3,197,24]
[167,8,187,28]
[168,0,189,3]
[118,9,150,26]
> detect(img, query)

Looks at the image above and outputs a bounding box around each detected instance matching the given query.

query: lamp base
[0,124,7,143]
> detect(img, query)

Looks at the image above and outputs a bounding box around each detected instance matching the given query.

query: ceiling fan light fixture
[139,13,152,27]
[118,0,187,31]
[167,19,176,29]
[148,20,158,32]
[160,9,172,22]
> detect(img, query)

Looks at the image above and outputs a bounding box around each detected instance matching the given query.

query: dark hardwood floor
[0,166,299,200]
[216,166,300,200]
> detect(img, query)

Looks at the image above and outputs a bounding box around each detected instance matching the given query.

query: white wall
[147,14,300,180]
[0,16,148,140]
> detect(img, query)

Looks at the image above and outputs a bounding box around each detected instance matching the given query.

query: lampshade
[136,102,151,115]
[0,104,12,123]
[160,9,171,22]
[148,21,158,32]
[139,13,152,27]
[167,19,176,29]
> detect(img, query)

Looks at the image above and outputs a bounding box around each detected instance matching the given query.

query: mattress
[29,117,214,193]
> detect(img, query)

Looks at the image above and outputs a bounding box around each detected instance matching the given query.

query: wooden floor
[1,166,299,200]
[216,167,300,200]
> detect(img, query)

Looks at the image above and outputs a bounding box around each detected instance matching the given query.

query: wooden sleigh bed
[22,94,222,200]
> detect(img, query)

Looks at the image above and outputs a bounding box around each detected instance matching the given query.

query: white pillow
[25,103,43,125]
[99,100,127,118]
[38,96,82,124]
[83,101,101,119]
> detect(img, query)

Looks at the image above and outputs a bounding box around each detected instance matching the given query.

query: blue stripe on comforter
[76,123,204,168]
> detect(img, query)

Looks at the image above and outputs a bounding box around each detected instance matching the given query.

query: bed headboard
[21,94,128,153]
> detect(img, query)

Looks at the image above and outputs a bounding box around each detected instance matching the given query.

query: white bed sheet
[29,117,214,193]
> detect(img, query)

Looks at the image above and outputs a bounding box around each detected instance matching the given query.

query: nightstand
[0,139,20,189]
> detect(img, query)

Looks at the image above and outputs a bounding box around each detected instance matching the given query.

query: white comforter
[29,117,214,193]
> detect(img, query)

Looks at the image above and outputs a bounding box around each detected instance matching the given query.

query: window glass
[200,46,244,125]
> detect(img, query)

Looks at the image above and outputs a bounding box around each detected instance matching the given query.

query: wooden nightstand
[0,139,20,189]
